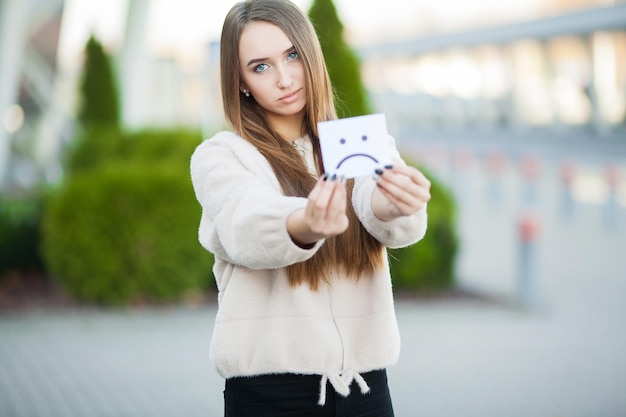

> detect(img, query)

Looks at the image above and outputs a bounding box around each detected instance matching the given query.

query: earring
[242,89,250,97]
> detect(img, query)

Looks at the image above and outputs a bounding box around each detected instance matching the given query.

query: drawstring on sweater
[318,370,371,406]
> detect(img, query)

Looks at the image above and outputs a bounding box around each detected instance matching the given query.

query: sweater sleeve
[352,135,428,248]
[190,132,324,269]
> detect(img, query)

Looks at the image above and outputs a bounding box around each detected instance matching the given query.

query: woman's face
[238,21,307,131]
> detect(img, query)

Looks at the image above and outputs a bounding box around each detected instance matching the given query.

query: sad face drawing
[335,134,379,169]
[318,113,393,178]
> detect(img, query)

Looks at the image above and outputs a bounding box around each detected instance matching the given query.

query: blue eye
[288,51,299,60]
[254,63,269,72]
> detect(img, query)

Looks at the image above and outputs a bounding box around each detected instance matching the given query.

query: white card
[318,113,393,178]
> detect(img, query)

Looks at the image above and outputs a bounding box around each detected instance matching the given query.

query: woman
[190,0,431,415]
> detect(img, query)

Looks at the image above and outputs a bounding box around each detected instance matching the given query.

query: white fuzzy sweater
[190,131,427,405]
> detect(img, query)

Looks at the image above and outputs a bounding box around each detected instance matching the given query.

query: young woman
[190,0,431,415]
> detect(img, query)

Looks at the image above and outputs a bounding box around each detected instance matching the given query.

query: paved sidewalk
[0,307,221,417]
[2,292,626,417]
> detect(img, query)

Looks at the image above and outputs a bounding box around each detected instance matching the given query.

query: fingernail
[330,174,337,181]
[322,173,329,181]
[374,168,384,175]
[373,174,381,182]
[384,165,393,169]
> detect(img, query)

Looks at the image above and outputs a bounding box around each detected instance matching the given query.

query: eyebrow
[246,45,297,67]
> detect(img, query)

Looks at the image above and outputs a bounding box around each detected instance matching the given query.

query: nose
[276,64,293,89]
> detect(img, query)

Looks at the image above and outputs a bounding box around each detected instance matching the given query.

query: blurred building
[0,0,67,191]
[359,2,626,141]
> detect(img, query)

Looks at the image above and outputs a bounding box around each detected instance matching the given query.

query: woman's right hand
[287,174,349,248]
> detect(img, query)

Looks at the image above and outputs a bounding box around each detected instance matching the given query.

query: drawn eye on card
[318,113,393,179]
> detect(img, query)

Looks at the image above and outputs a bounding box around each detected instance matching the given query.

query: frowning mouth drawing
[336,153,379,169]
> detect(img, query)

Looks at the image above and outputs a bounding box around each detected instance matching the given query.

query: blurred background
[1,0,625,416]
[1,0,625,189]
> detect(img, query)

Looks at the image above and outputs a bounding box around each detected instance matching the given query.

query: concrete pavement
[2,289,625,417]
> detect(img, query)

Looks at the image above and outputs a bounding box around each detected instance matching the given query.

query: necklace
[292,141,305,157]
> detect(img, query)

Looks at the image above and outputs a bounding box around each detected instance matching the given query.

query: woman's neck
[266,111,305,142]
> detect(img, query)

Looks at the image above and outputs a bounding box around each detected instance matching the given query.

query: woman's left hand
[371,165,431,221]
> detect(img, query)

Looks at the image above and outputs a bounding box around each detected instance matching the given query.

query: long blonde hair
[220,0,384,289]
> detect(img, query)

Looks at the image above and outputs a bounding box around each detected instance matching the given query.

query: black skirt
[224,369,395,417]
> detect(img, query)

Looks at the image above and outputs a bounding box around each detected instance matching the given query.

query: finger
[379,166,431,198]
[384,165,431,189]
[376,175,430,213]
[305,174,327,217]
[378,180,423,209]
[308,173,340,221]
[326,177,347,219]
[326,178,349,231]
[377,184,429,216]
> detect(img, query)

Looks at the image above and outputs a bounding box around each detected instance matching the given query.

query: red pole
[604,164,621,229]
[518,210,541,307]
[484,150,506,206]
[559,159,577,217]
[605,164,620,192]
[520,153,542,205]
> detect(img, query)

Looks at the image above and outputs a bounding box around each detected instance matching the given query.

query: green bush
[41,130,214,305]
[388,166,458,291]
[78,35,120,128]
[0,194,44,274]
[66,127,202,175]
[64,125,123,174]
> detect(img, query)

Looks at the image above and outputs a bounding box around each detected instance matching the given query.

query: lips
[279,88,301,103]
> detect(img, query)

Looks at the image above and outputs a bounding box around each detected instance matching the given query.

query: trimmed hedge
[41,130,214,305]
[0,194,44,275]
[66,127,201,175]
[78,35,120,127]
[388,166,458,291]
